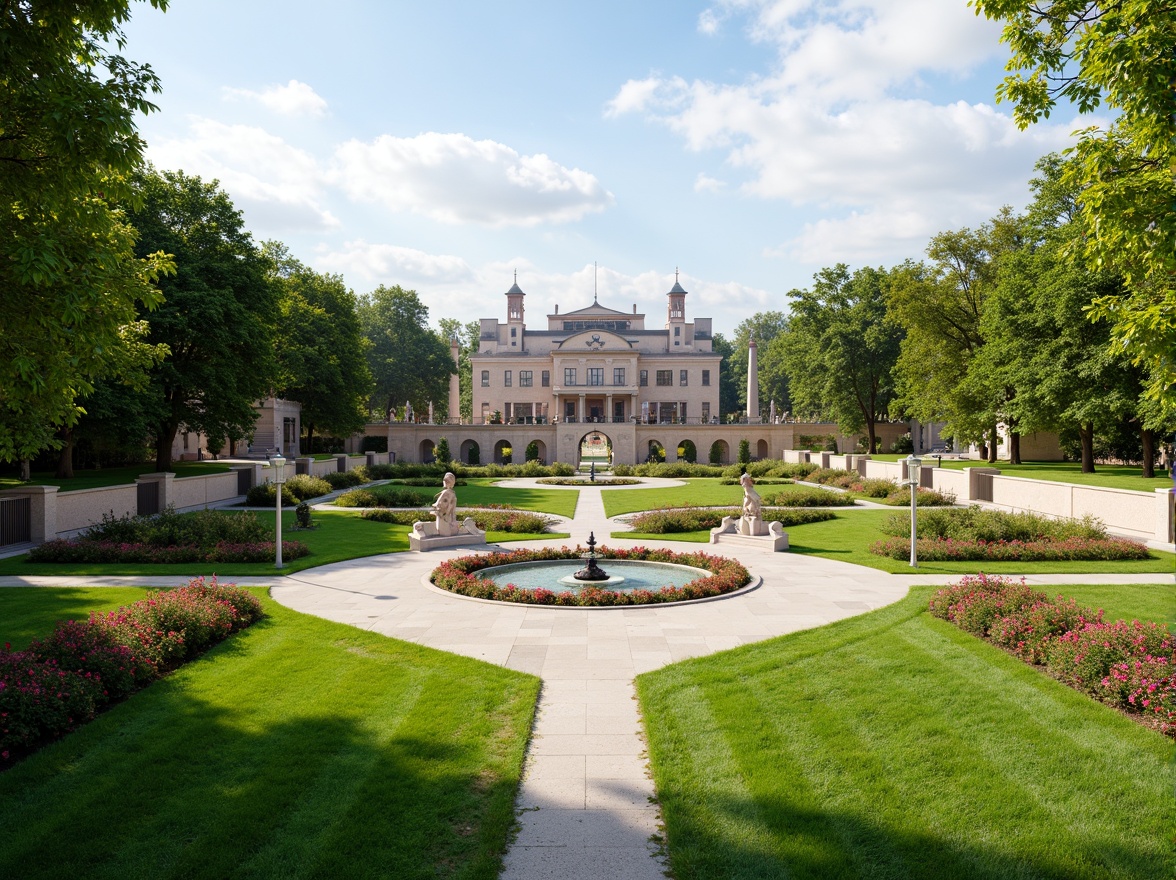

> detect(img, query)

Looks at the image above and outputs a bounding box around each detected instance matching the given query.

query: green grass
[638,585,1174,880]
[0,589,539,880]
[0,587,152,650]
[456,478,579,517]
[0,461,231,492]
[867,457,1170,493]
[616,510,1176,574]
[1044,583,1176,628]
[602,479,746,516]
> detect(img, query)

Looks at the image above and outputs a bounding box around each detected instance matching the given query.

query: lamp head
[272,455,286,483]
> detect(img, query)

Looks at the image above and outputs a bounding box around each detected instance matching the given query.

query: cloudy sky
[122,0,1080,337]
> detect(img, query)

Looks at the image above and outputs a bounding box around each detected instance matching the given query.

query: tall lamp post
[905,453,922,568]
[272,454,286,569]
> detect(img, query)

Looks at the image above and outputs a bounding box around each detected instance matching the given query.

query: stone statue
[740,472,762,524]
[432,471,458,536]
[710,472,787,550]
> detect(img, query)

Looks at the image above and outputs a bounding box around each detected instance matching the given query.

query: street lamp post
[272,454,286,569]
[905,453,922,568]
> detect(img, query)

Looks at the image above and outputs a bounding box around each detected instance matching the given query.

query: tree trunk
[1079,421,1095,473]
[54,426,75,479]
[1008,431,1021,466]
[1141,428,1155,478]
[18,459,31,481]
[987,425,998,463]
[867,419,878,454]
[154,421,179,472]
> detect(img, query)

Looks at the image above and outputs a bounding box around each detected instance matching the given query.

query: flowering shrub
[871,535,1150,562]
[360,508,554,533]
[431,546,750,607]
[882,506,1108,543]
[0,577,262,762]
[879,487,957,507]
[801,468,860,486]
[758,487,857,507]
[28,539,309,564]
[626,507,834,533]
[929,576,1176,736]
[334,486,430,508]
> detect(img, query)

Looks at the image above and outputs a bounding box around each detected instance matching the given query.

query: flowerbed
[871,535,1151,562]
[626,507,834,533]
[1,577,263,762]
[929,574,1175,736]
[431,546,750,607]
[535,477,643,486]
[27,539,309,564]
[359,508,554,533]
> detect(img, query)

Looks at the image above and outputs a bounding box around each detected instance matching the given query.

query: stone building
[470,275,722,427]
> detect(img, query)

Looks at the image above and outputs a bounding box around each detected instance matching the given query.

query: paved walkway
[2,478,1171,879]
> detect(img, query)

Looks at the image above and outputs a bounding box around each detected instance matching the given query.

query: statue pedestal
[710,515,788,552]
[410,517,486,551]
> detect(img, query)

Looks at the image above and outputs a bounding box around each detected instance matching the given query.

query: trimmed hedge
[535,477,642,486]
[929,574,1175,736]
[335,486,431,508]
[1,578,263,762]
[359,508,554,533]
[27,539,309,564]
[246,474,333,507]
[432,546,750,607]
[626,507,835,533]
[759,487,857,507]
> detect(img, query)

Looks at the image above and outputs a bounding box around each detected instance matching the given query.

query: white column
[747,337,760,423]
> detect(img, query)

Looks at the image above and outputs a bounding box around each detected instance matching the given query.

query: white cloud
[330,132,615,227]
[610,0,1079,264]
[314,240,474,285]
[223,79,328,117]
[694,172,726,193]
[148,116,338,232]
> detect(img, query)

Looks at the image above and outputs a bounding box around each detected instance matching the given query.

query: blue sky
[122,0,1081,337]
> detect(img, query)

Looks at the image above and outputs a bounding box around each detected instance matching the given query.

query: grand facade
[470,277,722,426]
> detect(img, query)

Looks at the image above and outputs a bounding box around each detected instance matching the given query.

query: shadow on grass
[659,789,1156,880]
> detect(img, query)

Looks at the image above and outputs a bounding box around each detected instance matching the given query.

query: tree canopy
[125,168,279,471]
[266,243,372,444]
[975,0,1176,411]
[0,0,172,464]
[357,285,454,418]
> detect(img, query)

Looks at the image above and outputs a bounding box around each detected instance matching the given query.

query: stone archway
[525,438,547,463]
[419,439,436,463]
[460,439,480,465]
[677,438,697,463]
[493,438,513,464]
[646,438,665,463]
[756,438,769,459]
[709,439,729,465]
[579,431,611,466]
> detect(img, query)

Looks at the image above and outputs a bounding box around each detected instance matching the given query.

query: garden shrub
[626,507,834,533]
[29,538,310,564]
[335,485,430,508]
[535,477,642,486]
[802,467,860,486]
[431,546,750,607]
[285,474,332,501]
[738,439,751,464]
[759,487,857,507]
[871,535,1150,562]
[1,578,263,760]
[322,469,368,490]
[246,481,299,507]
[880,487,957,506]
[929,575,1176,736]
[882,506,1107,543]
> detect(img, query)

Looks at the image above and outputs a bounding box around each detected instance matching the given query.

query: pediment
[556,329,633,351]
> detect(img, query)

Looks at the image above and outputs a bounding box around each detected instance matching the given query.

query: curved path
[3,480,1168,880]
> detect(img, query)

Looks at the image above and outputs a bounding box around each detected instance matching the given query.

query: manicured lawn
[1049,583,1176,628]
[638,586,1174,880]
[457,478,579,517]
[868,457,1171,493]
[0,461,231,492]
[603,479,750,516]
[0,587,152,650]
[0,590,538,880]
[615,510,1176,574]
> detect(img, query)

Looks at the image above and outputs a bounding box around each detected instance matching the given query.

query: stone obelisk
[448,336,461,424]
[746,337,760,423]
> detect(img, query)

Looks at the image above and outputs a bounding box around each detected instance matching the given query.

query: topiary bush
[246,481,299,507]
[322,468,368,490]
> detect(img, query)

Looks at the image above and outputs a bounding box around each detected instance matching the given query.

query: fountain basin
[430,546,753,607]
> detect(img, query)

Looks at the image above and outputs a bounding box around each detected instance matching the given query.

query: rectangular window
[504,370,512,387]
[656,370,672,386]
[680,370,688,386]
[510,327,517,337]
[564,367,577,386]
[640,370,648,387]
[587,367,603,386]
[481,370,490,387]
[680,402,687,423]
[702,402,711,423]
[519,370,533,387]
[613,367,625,386]
[541,370,550,387]
[674,326,681,336]
[702,369,710,386]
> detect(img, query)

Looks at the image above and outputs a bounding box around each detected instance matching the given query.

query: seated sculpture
[410,472,485,549]
[739,472,767,536]
[710,472,788,550]
[431,471,459,536]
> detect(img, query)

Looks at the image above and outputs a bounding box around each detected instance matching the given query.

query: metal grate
[137,480,160,516]
[295,459,310,476]
[237,468,252,494]
[0,496,32,546]
[337,457,346,473]
[974,473,994,502]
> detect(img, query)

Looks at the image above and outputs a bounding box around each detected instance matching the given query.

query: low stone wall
[170,473,240,510]
[55,485,139,534]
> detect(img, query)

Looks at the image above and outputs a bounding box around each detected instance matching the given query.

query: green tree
[711,333,740,420]
[0,0,172,467]
[358,286,454,418]
[265,243,372,448]
[975,0,1176,411]
[737,438,751,465]
[724,312,789,415]
[782,265,903,453]
[126,168,279,471]
[435,436,452,466]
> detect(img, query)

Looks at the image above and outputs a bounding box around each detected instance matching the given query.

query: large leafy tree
[265,243,372,446]
[357,285,454,418]
[126,168,279,471]
[975,0,1176,412]
[782,265,903,453]
[0,0,172,466]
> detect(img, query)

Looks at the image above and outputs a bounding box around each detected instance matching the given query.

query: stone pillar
[578,393,585,423]
[1157,488,1175,545]
[232,462,264,491]
[335,453,348,473]
[448,338,461,422]
[606,393,613,423]
[0,485,58,544]
[746,337,760,423]
[136,472,174,511]
[296,456,314,476]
